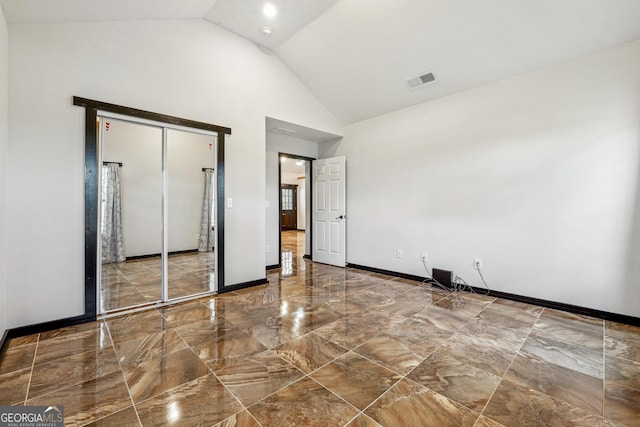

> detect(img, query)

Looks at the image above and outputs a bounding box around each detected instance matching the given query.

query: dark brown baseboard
[347,263,426,283]
[218,278,269,294]
[0,313,97,358]
[0,329,8,361]
[4,261,638,359]
[126,249,200,261]
[347,263,640,327]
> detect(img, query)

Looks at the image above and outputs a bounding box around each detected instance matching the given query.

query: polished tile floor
[1,230,639,426]
[101,251,215,312]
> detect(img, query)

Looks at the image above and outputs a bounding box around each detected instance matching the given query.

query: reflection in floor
[281,230,306,277]
[100,251,215,312]
[2,233,640,426]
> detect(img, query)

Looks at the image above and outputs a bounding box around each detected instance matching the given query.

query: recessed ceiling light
[295,160,304,166]
[262,26,273,36]
[263,3,277,18]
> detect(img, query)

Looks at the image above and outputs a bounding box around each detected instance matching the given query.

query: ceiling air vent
[405,72,436,90]
[271,126,296,135]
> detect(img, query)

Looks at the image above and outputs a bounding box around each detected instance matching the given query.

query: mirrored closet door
[167,129,217,300]
[97,116,217,314]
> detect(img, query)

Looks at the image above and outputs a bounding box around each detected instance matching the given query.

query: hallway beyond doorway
[281,230,305,277]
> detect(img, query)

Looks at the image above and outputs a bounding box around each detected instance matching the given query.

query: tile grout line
[172,324,257,426]
[241,330,368,422]
[475,304,545,422]
[22,333,40,405]
[518,309,607,419]
[304,321,437,425]
[394,299,501,425]
[104,319,144,427]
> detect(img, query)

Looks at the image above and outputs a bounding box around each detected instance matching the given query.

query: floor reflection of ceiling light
[208,300,217,315]
[167,401,181,423]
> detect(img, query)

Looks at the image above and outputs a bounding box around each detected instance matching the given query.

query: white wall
[297,177,306,230]
[0,7,8,339]
[6,19,341,328]
[265,132,319,266]
[321,40,640,317]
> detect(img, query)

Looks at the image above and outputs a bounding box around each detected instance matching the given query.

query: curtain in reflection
[101,163,125,263]
[198,169,215,252]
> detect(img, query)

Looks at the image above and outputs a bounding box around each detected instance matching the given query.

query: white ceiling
[1,0,639,125]
[0,0,216,22]
[205,0,339,51]
[275,0,640,124]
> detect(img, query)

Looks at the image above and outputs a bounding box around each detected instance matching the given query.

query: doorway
[279,154,312,274]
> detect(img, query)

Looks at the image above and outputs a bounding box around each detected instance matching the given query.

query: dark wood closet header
[73,96,232,135]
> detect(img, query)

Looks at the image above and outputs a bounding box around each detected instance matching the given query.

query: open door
[312,156,346,266]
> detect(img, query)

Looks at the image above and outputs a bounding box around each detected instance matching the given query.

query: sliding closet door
[166,129,217,299]
[99,118,163,312]
[96,115,220,314]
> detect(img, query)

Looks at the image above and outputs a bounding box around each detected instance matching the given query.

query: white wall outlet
[227,198,233,208]
[421,252,428,262]
[265,200,270,208]
[474,259,483,270]
[396,249,404,258]
[266,245,270,253]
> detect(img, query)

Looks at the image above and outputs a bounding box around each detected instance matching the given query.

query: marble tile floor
[1,232,639,425]
[100,251,215,312]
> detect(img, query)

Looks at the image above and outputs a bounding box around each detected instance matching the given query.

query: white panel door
[313,156,346,266]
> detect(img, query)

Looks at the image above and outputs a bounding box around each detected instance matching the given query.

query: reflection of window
[281,251,293,277]
[282,188,293,210]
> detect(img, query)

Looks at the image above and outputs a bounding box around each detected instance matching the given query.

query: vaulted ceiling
[1,0,639,124]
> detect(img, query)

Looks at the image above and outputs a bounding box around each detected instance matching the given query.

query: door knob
[336,215,345,220]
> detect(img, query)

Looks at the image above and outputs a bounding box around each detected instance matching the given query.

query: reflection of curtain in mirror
[198,169,215,252]
[101,163,125,263]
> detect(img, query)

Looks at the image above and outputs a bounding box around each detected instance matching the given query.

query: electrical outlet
[396,249,403,258]
[266,245,270,253]
[421,252,428,262]
[474,259,483,270]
